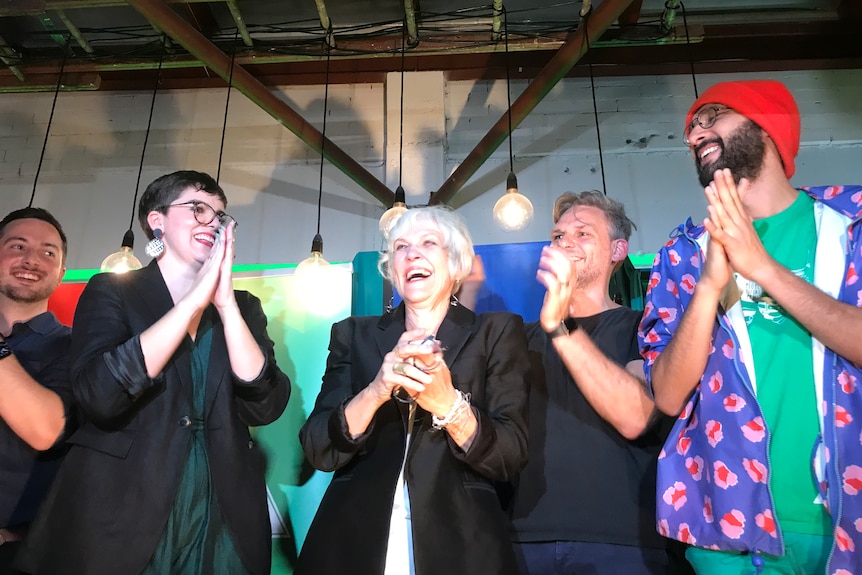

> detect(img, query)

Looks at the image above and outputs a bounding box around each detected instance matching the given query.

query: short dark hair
[552,190,636,241]
[137,170,227,239]
[0,207,68,264]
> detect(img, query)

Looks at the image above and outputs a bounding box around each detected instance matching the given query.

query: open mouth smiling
[406,269,431,281]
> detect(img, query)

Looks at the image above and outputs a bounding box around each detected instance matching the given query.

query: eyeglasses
[683,106,732,145]
[168,200,237,229]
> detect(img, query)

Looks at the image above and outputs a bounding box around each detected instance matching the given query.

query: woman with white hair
[296,205,529,575]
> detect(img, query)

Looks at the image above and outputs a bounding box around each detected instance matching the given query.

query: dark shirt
[0,312,72,528]
[510,307,673,549]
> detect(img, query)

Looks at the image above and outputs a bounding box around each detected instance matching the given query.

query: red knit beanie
[685,80,800,178]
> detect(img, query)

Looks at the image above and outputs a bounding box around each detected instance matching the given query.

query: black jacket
[295,302,529,575]
[17,260,290,575]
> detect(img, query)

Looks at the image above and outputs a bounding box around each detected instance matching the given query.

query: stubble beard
[0,279,56,305]
[696,119,766,188]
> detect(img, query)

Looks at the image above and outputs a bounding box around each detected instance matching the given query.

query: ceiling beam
[126,0,394,207]
[432,0,636,205]
[0,71,100,91]
[0,0,210,14]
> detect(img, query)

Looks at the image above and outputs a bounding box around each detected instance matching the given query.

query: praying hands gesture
[702,168,773,283]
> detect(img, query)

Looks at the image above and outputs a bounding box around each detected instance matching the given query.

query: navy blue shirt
[0,312,72,528]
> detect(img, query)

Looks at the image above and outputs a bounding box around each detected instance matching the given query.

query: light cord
[30,35,71,208]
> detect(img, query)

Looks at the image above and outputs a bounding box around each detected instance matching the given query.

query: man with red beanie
[639,78,862,575]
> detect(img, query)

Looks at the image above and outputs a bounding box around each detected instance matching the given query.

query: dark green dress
[142,309,251,575]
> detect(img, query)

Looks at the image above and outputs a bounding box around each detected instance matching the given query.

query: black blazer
[295,302,529,575]
[17,260,290,575]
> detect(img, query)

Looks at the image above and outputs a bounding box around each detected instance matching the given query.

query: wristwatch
[545,321,570,339]
[0,339,11,361]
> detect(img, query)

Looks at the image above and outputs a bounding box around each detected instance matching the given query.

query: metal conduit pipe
[403,0,418,46]
[432,0,635,206]
[224,0,253,47]
[661,0,681,35]
[0,34,24,82]
[56,9,94,53]
[314,0,331,36]
[128,0,394,207]
[491,0,503,42]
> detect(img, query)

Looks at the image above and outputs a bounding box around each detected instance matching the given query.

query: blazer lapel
[436,302,476,372]
[374,303,407,361]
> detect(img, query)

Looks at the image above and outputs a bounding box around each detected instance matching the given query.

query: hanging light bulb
[294,233,342,316]
[494,7,533,232]
[101,229,143,273]
[493,172,533,231]
[102,35,165,273]
[379,185,407,239]
[294,29,335,314]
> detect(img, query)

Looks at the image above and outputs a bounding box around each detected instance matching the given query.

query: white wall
[1,67,860,269]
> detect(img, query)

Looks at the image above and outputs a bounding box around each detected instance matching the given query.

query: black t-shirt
[510,307,672,549]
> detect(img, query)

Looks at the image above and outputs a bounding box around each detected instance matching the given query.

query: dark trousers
[514,540,675,575]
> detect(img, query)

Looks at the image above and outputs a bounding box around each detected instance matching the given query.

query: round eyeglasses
[168,200,237,229]
[683,106,732,145]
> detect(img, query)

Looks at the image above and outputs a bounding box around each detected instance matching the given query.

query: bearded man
[640,80,862,574]
[0,207,74,572]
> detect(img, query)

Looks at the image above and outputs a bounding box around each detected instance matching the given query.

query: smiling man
[509,191,681,575]
[640,80,862,574]
[0,207,74,571]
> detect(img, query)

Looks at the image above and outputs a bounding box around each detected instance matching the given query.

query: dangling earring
[145,228,165,258]
[385,295,394,313]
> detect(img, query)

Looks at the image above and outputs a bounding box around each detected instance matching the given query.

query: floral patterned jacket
[639,185,862,575]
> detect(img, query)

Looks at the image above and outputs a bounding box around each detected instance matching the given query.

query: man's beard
[574,258,602,289]
[0,281,56,304]
[696,119,766,187]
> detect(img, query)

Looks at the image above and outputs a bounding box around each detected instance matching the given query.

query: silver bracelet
[432,390,471,430]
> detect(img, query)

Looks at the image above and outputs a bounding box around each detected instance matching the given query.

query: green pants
[685,532,830,575]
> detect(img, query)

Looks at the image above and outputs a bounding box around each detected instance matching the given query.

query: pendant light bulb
[295,234,340,316]
[101,229,143,274]
[379,185,408,239]
[493,172,533,231]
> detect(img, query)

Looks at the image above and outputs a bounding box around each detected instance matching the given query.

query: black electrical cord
[583,12,607,195]
[128,35,166,230]
[504,6,514,175]
[217,28,240,183]
[29,35,71,208]
[316,28,333,237]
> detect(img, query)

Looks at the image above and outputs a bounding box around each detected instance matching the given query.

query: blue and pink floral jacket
[639,185,862,575]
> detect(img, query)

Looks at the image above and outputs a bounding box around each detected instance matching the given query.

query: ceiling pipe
[403,0,418,46]
[224,0,253,47]
[56,9,94,53]
[491,0,503,42]
[127,0,394,207]
[313,0,331,37]
[661,0,680,35]
[0,34,24,82]
[432,0,635,206]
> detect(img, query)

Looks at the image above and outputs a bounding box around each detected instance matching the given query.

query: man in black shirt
[509,191,678,574]
[0,208,73,572]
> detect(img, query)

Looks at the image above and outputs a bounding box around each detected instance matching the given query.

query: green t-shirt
[740,191,830,537]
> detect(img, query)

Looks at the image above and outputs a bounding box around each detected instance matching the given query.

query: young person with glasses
[17,170,291,575]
